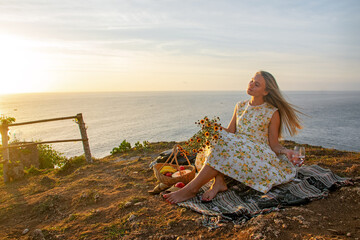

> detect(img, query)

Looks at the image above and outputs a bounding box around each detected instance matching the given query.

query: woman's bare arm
[268,110,297,163]
[222,104,237,134]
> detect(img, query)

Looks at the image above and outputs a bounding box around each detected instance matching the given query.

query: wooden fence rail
[0,113,92,183]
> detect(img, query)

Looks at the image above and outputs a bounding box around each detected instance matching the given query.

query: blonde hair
[259,71,303,138]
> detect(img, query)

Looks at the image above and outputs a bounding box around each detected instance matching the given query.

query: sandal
[148,183,170,195]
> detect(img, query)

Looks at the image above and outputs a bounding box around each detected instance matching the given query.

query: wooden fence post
[1,122,10,183]
[76,113,92,163]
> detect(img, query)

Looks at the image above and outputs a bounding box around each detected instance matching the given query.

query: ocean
[0,91,359,158]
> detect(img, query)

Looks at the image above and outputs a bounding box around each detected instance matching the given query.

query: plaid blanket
[178,165,351,228]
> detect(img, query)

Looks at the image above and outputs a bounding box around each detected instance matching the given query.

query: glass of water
[293,146,305,166]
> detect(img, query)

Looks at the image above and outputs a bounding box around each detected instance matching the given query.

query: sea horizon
[2,89,360,95]
[1,91,359,157]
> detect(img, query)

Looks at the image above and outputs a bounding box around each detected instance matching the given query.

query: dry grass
[0,141,359,239]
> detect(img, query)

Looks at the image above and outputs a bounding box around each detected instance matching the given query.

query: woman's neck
[249,97,265,106]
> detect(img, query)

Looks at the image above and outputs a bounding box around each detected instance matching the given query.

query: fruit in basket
[172,169,191,178]
[174,182,185,188]
[159,166,176,174]
[165,172,172,177]
[179,166,185,170]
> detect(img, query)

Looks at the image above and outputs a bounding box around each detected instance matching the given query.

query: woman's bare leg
[163,165,220,204]
[201,173,228,201]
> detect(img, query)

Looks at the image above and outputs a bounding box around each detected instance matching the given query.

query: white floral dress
[196,100,296,193]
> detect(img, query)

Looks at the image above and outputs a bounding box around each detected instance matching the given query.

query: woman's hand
[268,111,303,167]
[283,149,303,166]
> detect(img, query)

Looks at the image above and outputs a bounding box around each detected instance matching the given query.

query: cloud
[0,0,359,91]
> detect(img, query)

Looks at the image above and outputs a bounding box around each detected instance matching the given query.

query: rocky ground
[0,141,359,240]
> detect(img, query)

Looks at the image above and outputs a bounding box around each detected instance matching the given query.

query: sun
[0,34,54,94]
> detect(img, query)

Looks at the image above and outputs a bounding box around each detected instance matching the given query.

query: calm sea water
[0,91,359,158]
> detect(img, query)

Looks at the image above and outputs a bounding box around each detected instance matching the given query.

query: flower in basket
[181,116,223,155]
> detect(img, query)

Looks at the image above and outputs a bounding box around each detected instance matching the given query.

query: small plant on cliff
[0,115,16,144]
[24,165,43,176]
[134,141,150,151]
[37,144,67,169]
[57,155,86,174]
[0,115,16,125]
[111,140,151,155]
[111,140,132,155]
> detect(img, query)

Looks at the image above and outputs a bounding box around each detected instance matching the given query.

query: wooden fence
[0,113,92,182]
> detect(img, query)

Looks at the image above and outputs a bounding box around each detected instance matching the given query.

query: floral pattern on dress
[195,100,296,193]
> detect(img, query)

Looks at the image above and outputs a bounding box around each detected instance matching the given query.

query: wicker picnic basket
[153,144,195,186]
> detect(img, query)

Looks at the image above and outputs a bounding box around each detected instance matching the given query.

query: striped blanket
[178,165,351,228]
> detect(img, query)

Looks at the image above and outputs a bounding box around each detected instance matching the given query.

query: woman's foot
[163,165,222,204]
[163,187,198,204]
[201,175,228,201]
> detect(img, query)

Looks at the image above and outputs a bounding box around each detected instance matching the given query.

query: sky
[0,0,359,94]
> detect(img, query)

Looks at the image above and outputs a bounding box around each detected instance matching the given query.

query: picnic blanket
[178,165,351,229]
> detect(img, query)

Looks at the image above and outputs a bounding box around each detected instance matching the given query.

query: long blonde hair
[259,71,303,138]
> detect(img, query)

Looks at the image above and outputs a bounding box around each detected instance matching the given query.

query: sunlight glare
[0,35,53,94]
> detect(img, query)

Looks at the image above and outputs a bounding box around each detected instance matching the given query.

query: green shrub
[111,140,132,155]
[0,143,64,177]
[134,141,150,151]
[104,224,128,238]
[37,144,67,169]
[0,115,16,124]
[57,155,86,174]
[24,166,43,176]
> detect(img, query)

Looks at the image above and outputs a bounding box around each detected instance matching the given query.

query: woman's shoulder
[264,101,278,111]
[264,102,278,117]
[236,100,249,109]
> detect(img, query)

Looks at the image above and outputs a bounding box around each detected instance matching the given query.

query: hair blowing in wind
[260,71,303,138]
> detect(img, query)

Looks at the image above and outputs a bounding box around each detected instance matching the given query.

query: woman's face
[246,73,268,97]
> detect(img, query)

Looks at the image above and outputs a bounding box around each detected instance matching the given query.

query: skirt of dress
[196,131,296,193]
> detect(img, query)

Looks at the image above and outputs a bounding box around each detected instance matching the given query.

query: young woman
[164,71,303,204]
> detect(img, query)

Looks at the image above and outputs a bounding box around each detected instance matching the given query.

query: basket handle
[171,144,191,165]
[169,144,193,166]
[164,146,185,177]
[179,147,192,166]
[159,144,193,176]
[170,145,193,177]
[158,144,179,170]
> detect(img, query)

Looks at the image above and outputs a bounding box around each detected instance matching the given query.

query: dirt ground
[0,141,359,240]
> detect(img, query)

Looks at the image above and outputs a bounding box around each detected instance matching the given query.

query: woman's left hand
[283,149,303,166]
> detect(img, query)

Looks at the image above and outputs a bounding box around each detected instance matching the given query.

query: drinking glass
[293,146,305,166]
